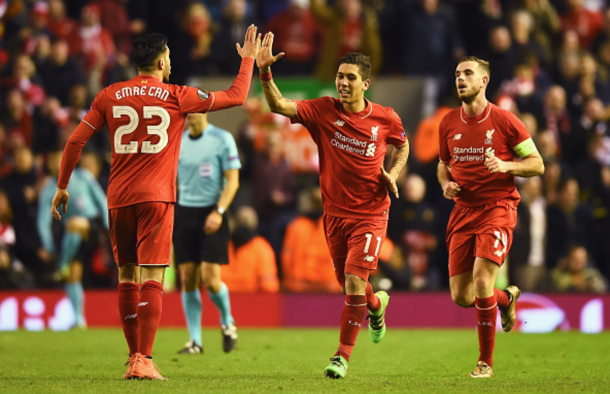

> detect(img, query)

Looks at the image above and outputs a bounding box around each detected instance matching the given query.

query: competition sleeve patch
[513,137,539,158]
[197,89,210,100]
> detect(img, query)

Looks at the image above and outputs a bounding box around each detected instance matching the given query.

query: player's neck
[462,95,488,117]
[342,98,367,113]
[138,70,164,81]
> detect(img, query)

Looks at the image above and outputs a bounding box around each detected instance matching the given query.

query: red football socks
[337,295,367,361]
[365,282,381,312]
[475,295,497,367]
[118,282,140,355]
[494,287,511,310]
[138,280,164,358]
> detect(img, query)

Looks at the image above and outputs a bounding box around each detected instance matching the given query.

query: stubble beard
[459,86,481,105]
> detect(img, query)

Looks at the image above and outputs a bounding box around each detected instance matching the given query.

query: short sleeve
[290,97,329,129]
[82,89,108,131]
[222,131,241,171]
[506,112,532,149]
[175,85,215,115]
[438,114,451,163]
[386,109,407,147]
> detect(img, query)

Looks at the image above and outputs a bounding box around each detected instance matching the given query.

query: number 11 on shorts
[364,233,382,256]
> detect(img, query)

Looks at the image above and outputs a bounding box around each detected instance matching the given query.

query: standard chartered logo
[366,143,377,157]
[453,146,484,162]
[331,131,368,156]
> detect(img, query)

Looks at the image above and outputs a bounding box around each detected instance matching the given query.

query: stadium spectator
[222,206,279,292]
[311,0,382,81]
[281,184,341,293]
[480,25,517,99]
[396,0,464,99]
[438,56,544,378]
[32,97,66,155]
[387,174,439,291]
[263,0,319,76]
[38,38,85,106]
[252,128,296,271]
[38,150,108,329]
[510,9,549,67]
[546,177,596,268]
[47,0,78,40]
[212,0,259,76]
[514,0,561,62]
[1,89,33,150]
[93,0,146,56]
[540,85,572,159]
[551,244,607,293]
[50,28,260,380]
[257,34,409,378]
[559,0,604,50]
[510,177,548,291]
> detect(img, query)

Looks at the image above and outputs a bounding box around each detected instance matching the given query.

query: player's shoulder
[439,106,462,127]
[370,101,402,123]
[490,103,519,122]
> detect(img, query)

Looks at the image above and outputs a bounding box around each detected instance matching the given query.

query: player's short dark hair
[131,33,168,70]
[338,53,372,80]
[458,56,491,78]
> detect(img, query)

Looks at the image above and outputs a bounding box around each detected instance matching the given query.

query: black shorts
[173,205,230,265]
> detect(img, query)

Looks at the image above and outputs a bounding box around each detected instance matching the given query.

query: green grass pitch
[0,328,608,394]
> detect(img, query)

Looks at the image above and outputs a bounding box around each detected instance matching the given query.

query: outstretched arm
[256,32,297,118]
[208,25,261,111]
[381,141,410,198]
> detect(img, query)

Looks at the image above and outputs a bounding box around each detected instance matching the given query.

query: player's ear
[363,79,370,91]
[482,75,489,88]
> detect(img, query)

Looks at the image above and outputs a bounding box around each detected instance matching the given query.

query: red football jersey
[292,97,407,220]
[439,102,531,207]
[81,75,230,208]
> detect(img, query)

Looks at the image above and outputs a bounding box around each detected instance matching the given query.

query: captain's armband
[512,137,538,159]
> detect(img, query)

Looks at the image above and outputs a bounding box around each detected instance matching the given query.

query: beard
[163,74,170,83]
[458,85,481,104]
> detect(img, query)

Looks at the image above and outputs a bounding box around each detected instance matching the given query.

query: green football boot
[368,291,390,344]
[324,355,348,379]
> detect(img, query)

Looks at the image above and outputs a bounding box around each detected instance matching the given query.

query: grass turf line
[0,329,608,394]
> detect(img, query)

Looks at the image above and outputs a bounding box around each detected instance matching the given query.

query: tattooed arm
[257,32,297,118]
[382,141,410,198]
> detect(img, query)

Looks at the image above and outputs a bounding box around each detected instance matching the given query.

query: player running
[51,27,260,380]
[256,32,409,379]
[437,56,544,378]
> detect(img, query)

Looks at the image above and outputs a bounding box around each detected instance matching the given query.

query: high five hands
[256,32,285,72]
[236,25,261,59]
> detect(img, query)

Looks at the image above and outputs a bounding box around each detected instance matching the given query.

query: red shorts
[446,199,517,277]
[323,214,388,284]
[109,202,174,267]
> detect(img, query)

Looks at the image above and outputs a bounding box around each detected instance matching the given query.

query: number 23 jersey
[83,75,216,209]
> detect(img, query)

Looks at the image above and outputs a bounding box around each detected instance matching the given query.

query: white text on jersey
[115,86,170,101]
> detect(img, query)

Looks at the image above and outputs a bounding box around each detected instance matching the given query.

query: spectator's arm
[37,182,56,254]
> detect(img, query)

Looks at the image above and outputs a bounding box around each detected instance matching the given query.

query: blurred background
[0,0,609,313]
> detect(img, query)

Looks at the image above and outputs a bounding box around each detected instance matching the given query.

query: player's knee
[473,276,493,294]
[66,217,91,237]
[452,292,473,308]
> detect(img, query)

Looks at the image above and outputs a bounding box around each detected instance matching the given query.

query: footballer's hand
[236,24,261,59]
[51,188,69,220]
[484,149,509,174]
[204,211,223,235]
[443,181,461,200]
[256,32,285,73]
[381,166,399,198]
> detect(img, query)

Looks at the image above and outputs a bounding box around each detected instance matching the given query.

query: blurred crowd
[0,0,608,294]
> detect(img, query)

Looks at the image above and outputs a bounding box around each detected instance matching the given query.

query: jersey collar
[460,102,492,124]
[340,98,373,120]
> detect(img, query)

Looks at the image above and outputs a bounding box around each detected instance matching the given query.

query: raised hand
[51,188,69,220]
[236,24,261,59]
[256,32,285,72]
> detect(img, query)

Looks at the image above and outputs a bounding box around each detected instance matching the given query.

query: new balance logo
[366,143,376,157]
[334,120,345,127]
[453,134,462,140]
[137,302,148,307]
[124,314,137,320]
[363,255,375,262]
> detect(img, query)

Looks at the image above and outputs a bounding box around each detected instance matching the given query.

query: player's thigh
[178,262,200,292]
[109,206,138,267]
[449,271,474,307]
[446,205,477,277]
[173,205,203,265]
[323,215,348,286]
[473,200,517,266]
[344,219,388,282]
[135,202,174,267]
[200,207,230,265]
